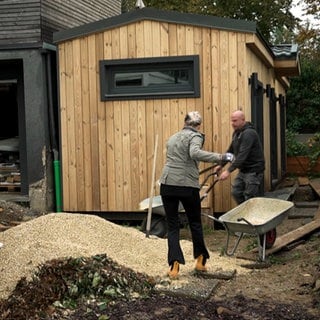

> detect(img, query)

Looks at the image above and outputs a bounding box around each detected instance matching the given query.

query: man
[219,110,265,204]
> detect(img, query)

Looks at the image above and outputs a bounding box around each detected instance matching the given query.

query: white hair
[185,111,202,126]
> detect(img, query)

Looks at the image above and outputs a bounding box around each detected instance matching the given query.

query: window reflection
[115,70,190,88]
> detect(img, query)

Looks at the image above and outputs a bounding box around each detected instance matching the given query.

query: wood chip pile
[0,213,249,300]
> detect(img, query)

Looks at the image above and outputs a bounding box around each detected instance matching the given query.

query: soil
[0,183,320,319]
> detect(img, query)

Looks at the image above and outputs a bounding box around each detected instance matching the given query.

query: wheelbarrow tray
[219,197,294,235]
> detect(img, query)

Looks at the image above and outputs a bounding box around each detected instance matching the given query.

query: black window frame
[99,55,200,101]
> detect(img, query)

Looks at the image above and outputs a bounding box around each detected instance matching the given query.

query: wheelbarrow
[139,165,220,238]
[205,197,294,261]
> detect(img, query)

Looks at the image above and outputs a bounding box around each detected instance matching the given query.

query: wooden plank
[137,100,148,200]
[177,24,186,55]
[105,98,116,211]
[113,100,124,210]
[201,26,214,210]
[73,38,85,210]
[143,20,152,57]
[103,30,116,211]
[145,100,154,204]
[160,22,169,56]
[96,32,108,211]
[58,42,69,211]
[122,101,132,210]
[237,33,247,110]
[68,39,80,210]
[88,34,100,210]
[202,27,212,148]
[80,36,93,210]
[168,23,178,56]
[279,178,296,188]
[238,210,320,260]
[298,176,309,186]
[310,178,320,198]
[127,23,136,58]
[151,21,161,56]
[65,40,76,210]
[264,186,297,201]
[129,100,140,210]
[294,201,318,208]
[265,210,320,255]
[219,30,231,212]
[210,29,222,212]
[152,100,163,184]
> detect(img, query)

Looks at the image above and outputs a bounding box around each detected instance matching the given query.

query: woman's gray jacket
[159,126,222,189]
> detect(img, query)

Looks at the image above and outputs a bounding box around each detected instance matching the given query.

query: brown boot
[168,261,179,279]
[195,255,207,272]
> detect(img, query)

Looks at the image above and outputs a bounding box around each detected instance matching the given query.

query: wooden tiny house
[53,8,300,215]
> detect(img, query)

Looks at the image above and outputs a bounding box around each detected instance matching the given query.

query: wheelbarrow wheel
[141,214,167,238]
[259,228,277,249]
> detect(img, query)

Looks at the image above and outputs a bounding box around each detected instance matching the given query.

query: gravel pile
[0,213,249,300]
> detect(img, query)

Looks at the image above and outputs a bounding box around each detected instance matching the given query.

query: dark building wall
[41,0,121,43]
[0,48,54,210]
[0,0,41,45]
[0,0,121,45]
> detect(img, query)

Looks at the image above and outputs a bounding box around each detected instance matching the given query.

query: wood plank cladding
[0,0,121,45]
[58,20,250,213]
[56,10,297,214]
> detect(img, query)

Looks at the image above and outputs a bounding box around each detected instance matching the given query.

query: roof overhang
[272,44,301,77]
[245,34,300,85]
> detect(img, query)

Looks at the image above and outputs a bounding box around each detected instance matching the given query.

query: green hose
[53,160,62,212]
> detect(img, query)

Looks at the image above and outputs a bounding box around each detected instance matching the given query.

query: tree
[286,58,320,133]
[285,1,320,133]
[198,0,297,43]
[122,0,298,43]
[303,0,320,19]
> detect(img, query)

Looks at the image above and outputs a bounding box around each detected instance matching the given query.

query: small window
[99,55,200,100]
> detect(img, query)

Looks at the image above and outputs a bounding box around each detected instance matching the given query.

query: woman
[159,111,233,279]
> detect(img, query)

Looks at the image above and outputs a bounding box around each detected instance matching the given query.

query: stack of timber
[0,163,20,192]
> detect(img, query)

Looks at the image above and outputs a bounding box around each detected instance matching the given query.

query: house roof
[53,7,257,43]
[53,7,300,78]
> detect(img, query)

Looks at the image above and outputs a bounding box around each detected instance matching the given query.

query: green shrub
[286,130,320,167]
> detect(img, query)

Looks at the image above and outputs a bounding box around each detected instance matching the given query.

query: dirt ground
[0,183,320,319]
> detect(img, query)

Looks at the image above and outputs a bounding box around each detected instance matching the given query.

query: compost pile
[0,200,319,319]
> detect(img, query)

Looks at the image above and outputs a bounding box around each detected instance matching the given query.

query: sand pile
[0,213,249,299]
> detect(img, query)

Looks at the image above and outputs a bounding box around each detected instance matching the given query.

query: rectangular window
[99,55,200,100]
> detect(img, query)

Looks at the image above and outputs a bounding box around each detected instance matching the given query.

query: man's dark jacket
[227,122,265,174]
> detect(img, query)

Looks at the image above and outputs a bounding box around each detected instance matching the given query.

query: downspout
[44,46,62,212]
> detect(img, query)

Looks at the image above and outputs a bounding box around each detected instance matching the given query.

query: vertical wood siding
[58,20,282,213]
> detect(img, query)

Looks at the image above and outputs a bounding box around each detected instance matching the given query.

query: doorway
[0,81,20,193]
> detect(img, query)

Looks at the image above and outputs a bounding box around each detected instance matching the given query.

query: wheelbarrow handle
[237,217,254,227]
[200,179,220,201]
[199,164,218,175]
[201,213,221,222]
